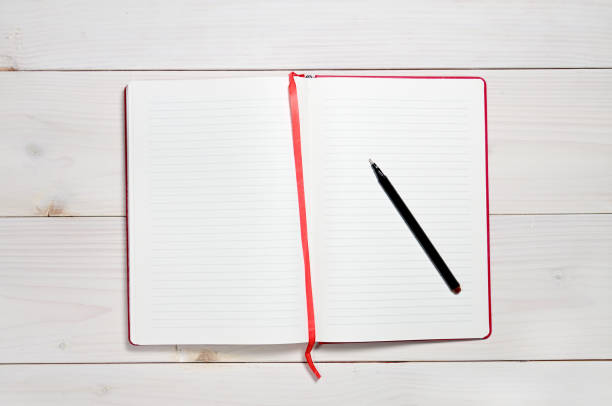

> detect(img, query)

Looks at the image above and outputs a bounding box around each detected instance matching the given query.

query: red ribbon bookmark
[288,72,320,379]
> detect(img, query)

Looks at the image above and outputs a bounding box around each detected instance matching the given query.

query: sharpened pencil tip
[369,158,374,165]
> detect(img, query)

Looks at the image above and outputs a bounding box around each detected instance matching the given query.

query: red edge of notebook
[123,75,492,347]
[313,74,492,344]
[124,86,138,347]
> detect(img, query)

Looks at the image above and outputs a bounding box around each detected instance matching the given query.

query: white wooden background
[1,1,611,404]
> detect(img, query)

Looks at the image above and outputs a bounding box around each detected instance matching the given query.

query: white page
[127,78,308,345]
[306,77,489,342]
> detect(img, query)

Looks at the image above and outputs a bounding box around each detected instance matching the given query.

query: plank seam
[0,213,610,219]
[0,359,611,366]
[2,68,612,73]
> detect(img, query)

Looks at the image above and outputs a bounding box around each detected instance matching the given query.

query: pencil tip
[368,158,374,165]
[452,286,461,294]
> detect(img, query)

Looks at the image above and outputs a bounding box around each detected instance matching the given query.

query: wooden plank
[0,362,611,405]
[1,1,612,70]
[0,218,176,362]
[1,70,611,216]
[186,214,612,361]
[1,215,611,363]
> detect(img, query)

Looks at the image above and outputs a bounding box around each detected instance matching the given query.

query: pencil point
[452,286,461,294]
[369,158,374,165]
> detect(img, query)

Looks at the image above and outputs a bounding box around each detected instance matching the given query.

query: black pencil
[369,159,461,294]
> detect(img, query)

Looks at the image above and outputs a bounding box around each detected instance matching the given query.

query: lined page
[127,78,307,345]
[306,78,489,342]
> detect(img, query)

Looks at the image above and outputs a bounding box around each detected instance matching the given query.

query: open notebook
[125,74,491,374]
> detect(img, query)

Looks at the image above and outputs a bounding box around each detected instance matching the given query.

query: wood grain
[0,218,175,362]
[1,1,612,70]
[1,362,611,405]
[1,215,610,363]
[1,69,611,217]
